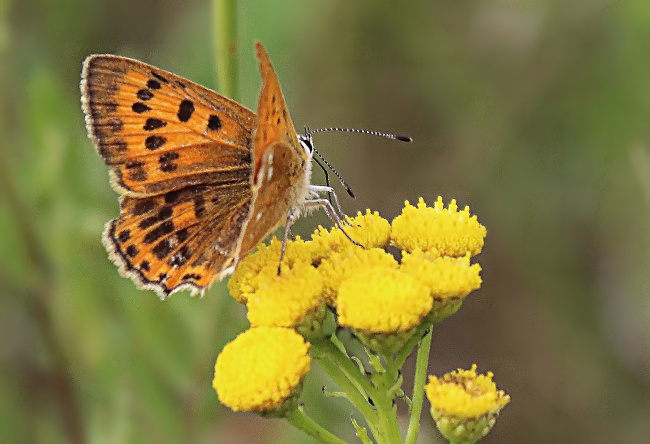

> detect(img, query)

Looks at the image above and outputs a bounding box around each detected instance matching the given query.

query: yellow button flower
[213,327,311,416]
[228,236,313,304]
[336,266,432,355]
[425,364,510,443]
[246,262,326,338]
[401,251,482,323]
[310,210,391,258]
[318,247,399,306]
[337,267,432,332]
[391,197,486,257]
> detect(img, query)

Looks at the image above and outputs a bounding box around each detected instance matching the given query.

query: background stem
[212,0,238,99]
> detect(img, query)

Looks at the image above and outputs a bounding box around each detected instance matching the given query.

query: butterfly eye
[298,134,314,156]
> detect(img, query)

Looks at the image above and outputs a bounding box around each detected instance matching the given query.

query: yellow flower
[310,210,391,258]
[391,197,486,257]
[246,262,327,339]
[318,247,399,306]
[227,197,487,349]
[337,267,432,332]
[425,365,510,443]
[228,237,313,304]
[401,251,482,323]
[213,327,311,416]
[337,267,432,355]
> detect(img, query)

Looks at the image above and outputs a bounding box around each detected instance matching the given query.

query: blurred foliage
[1,0,649,443]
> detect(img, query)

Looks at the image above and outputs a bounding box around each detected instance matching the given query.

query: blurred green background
[1,0,649,443]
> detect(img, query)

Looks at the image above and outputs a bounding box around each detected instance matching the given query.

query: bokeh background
[1,0,649,443]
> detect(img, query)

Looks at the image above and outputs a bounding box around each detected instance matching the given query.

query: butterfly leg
[308,185,351,225]
[303,198,364,248]
[278,210,295,275]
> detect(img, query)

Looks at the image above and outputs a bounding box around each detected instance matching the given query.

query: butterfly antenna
[313,146,355,198]
[312,155,332,193]
[307,127,413,143]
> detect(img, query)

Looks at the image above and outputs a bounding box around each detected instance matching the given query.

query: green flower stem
[394,321,432,370]
[311,340,380,439]
[286,406,348,444]
[405,327,433,444]
[212,0,238,99]
[371,370,404,444]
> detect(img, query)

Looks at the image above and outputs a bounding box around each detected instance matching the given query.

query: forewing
[81,55,256,196]
[253,42,306,179]
[235,43,311,258]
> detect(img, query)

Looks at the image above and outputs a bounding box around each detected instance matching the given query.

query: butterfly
[80,42,344,299]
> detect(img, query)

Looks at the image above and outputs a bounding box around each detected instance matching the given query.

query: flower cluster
[212,197,509,442]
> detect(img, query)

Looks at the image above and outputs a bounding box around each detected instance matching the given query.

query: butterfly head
[298,128,315,160]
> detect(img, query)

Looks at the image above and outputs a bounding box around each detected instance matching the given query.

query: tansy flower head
[337,267,432,355]
[401,251,482,323]
[310,210,391,258]
[228,236,314,304]
[318,247,399,306]
[391,197,486,257]
[246,262,327,339]
[213,327,311,416]
[425,364,510,443]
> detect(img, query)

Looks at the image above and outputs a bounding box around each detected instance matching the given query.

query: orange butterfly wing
[237,42,312,258]
[82,43,311,298]
[82,55,256,298]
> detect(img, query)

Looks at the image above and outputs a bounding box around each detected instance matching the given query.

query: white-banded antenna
[306,127,412,143]
[302,125,413,199]
[313,148,355,198]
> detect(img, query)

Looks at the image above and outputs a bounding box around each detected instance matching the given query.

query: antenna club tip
[396,135,413,142]
[347,189,356,198]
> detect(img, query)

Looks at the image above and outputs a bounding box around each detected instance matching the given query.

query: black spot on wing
[160,163,177,173]
[150,71,169,84]
[158,206,173,220]
[137,89,154,101]
[144,118,166,131]
[132,199,156,215]
[128,167,147,182]
[126,244,138,257]
[145,135,166,150]
[153,239,173,260]
[143,220,175,244]
[147,79,161,90]
[159,151,179,173]
[118,229,131,243]
[132,102,151,113]
[164,189,182,204]
[177,100,195,122]
[125,160,145,170]
[159,152,179,163]
[176,228,189,243]
[139,216,158,230]
[207,114,222,131]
